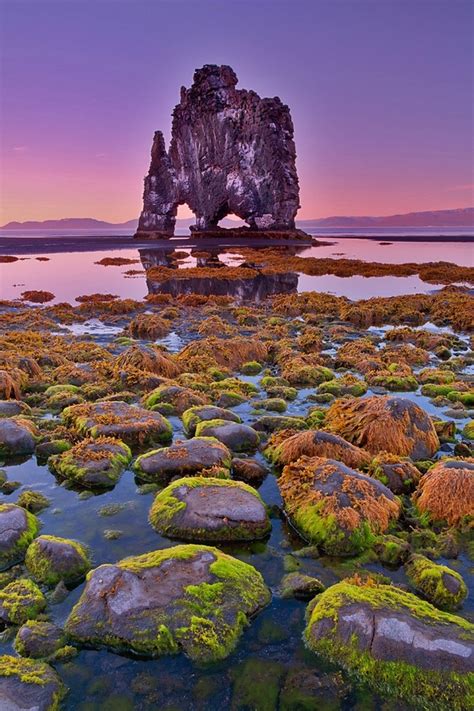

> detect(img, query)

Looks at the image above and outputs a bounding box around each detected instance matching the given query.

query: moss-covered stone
[134,437,232,483]
[0,503,40,570]
[240,361,262,375]
[195,420,260,453]
[25,535,91,587]
[16,490,51,514]
[305,578,474,709]
[149,476,271,541]
[65,545,270,662]
[405,554,468,611]
[182,405,241,437]
[280,572,325,600]
[143,384,208,416]
[0,655,66,710]
[14,620,66,659]
[374,534,410,567]
[0,578,46,624]
[49,436,132,489]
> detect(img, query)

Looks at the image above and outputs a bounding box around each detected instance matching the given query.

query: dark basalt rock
[135,65,303,239]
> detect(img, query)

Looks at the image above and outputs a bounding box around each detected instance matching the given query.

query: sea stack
[135,64,308,240]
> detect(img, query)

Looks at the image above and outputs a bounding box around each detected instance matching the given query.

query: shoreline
[0,232,473,255]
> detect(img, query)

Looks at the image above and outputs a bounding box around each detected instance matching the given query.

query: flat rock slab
[134,437,232,483]
[62,400,172,447]
[65,544,270,662]
[150,477,271,541]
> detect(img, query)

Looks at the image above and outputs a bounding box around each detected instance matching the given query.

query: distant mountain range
[1,208,473,231]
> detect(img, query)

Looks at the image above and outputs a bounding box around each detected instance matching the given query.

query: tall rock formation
[135,65,302,239]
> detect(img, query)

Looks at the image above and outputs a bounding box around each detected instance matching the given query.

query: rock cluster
[135,65,302,239]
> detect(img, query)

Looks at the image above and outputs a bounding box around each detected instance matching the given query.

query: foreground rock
[149,477,271,541]
[0,579,46,624]
[265,429,371,469]
[135,65,300,238]
[0,418,37,457]
[49,436,132,488]
[195,420,259,453]
[0,504,39,570]
[325,396,439,459]
[65,545,270,661]
[14,621,65,659]
[305,579,474,708]
[62,400,172,447]
[25,535,91,587]
[134,437,232,483]
[278,456,400,555]
[0,655,66,710]
[413,458,473,526]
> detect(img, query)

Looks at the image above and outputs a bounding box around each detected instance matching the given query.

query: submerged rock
[0,655,66,710]
[65,545,270,662]
[135,65,301,238]
[278,456,400,556]
[49,436,132,489]
[325,396,439,459]
[304,579,474,708]
[62,400,172,447]
[134,437,232,483]
[25,535,91,587]
[280,572,325,600]
[0,504,39,570]
[149,476,271,541]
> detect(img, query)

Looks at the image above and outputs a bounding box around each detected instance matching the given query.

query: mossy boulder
[65,545,270,662]
[16,490,50,514]
[14,621,66,659]
[49,436,132,489]
[0,579,46,624]
[195,420,260,453]
[240,361,262,375]
[254,397,287,413]
[62,400,172,447]
[368,452,421,493]
[463,420,474,439]
[0,503,39,570]
[405,554,468,611]
[144,384,208,416]
[325,396,439,459]
[134,437,232,483]
[265,429,371,470]
[182,405,241,437]
[0,418,38,457]
[304,578,474,709]
[0,655,66,711]
[149,477,271,541]
[318,374,367,398]
[278,456,400,556]
[25,535,91,587]
[413,458,473,527]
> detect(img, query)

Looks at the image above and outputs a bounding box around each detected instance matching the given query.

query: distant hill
[1,208,473,231]
[299,207,474,228]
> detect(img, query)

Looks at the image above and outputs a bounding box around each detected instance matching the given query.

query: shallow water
[1,237,472,304]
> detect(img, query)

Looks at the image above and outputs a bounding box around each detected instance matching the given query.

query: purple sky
[0,0,472,223]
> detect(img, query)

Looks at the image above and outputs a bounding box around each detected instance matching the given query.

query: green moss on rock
[405,554,468,611]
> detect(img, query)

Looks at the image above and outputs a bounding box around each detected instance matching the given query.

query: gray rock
[25,535,91,587]
[0,419,36,457]
[232,457,268,486]
[195,421,260,453]
[0,402,30,418]
[182,405,241,436]
[14,621,65,659]
[0,504,39,570]
[135,65,301,238]
[280,573,325,600]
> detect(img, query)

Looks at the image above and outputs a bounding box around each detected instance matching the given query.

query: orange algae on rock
[413,458,474,527]
[324,396,439,459]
